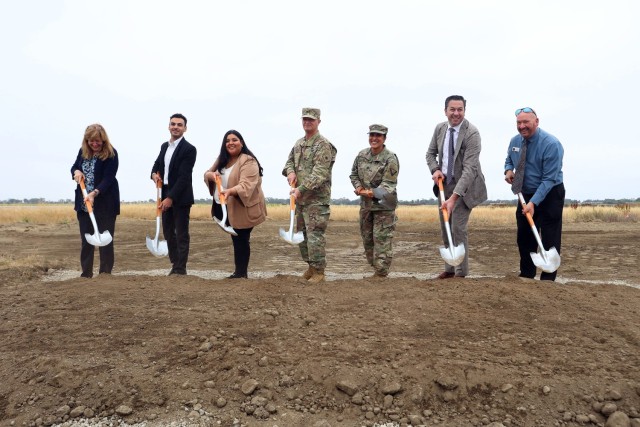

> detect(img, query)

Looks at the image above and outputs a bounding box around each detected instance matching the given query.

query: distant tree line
[2,197,640,206]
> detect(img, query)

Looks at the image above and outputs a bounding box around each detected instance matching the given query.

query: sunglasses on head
[515,107,537,116]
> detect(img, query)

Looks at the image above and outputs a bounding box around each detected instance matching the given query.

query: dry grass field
[1,203,639,427]
[1,202,638,226]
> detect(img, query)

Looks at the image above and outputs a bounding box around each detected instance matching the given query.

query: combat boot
[307,268,325,283]
[371,271,388,279]
[302,266,314,280]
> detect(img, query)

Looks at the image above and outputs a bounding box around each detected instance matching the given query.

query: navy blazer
[151,138,197,207]
[71,149,120,215]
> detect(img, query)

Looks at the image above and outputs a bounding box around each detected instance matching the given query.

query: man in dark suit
[426,95,487,279]
[151,113,197,275]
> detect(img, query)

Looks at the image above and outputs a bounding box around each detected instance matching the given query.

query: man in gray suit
[426,95,487,279]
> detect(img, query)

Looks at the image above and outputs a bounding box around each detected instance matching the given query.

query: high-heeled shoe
[228,272,247,279]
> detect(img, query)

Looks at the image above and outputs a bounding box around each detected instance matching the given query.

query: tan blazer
[206,154,267,229]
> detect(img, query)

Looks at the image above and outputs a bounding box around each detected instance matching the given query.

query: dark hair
[445,95,466,109]
[170,113,187,125]
[217,130,264,176]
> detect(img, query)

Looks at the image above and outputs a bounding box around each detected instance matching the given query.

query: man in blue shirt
[504,107,565,281]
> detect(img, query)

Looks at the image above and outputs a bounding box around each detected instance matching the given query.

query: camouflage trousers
[360,208,397,275]
[295,204,330,269]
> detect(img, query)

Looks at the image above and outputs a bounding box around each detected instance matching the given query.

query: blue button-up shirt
[504,128,563,206]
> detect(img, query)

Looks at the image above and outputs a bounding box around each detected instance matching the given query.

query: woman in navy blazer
[70,124,120,278]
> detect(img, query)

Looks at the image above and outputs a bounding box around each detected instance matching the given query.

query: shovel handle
[437,177,449,223]
[517,192,550,261]
[155,172,162,216]
[214,175,227,204]
[517,193,536,228]
[289,185,296,210]
[78,177,94,214]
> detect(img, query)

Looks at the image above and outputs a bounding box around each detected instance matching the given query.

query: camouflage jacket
[282,133,337,205]
[349,146,399,211]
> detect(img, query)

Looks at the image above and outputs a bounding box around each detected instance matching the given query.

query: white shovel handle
[79,178,101,234]
[437,178,455,248]
[517,193,549,263]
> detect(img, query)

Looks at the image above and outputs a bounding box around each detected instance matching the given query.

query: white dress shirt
[163,137,183,184]
[442,124,461,181]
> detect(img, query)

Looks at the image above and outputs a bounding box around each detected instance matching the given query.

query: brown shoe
[303,266,314,280]
[307,268,325,283]
[437,271,456,280]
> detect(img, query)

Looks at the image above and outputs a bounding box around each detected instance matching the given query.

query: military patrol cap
[301,108,321,120]
[368,124,388,135]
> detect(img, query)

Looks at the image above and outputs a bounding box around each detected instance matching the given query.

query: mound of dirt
[1,219,639,426]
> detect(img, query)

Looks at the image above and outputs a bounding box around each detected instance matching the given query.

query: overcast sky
[2,0,639,203]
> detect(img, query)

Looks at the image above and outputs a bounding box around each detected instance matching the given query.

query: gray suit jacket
[426,119,487,209]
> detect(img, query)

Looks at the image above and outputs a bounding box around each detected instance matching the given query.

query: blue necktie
[511,140,528,194]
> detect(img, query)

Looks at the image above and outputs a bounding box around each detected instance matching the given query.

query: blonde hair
[82,124,115,160]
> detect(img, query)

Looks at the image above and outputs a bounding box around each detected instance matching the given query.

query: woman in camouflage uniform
[349,124,399,278]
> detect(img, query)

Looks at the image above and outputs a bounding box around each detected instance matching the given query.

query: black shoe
[169,269,187,276]
[228,272,247,279]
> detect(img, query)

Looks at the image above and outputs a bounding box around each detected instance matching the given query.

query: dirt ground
[1,217,639,427]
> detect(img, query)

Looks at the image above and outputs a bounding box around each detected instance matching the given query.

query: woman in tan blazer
[204,130,267,278]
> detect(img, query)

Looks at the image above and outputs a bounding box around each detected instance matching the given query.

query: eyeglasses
[515,107,537,116]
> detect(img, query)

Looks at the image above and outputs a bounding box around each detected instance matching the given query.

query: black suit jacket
[71,149,120,215]
[151,138,197,207]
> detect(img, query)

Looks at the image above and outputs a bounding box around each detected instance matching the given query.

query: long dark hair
[216,130,263,176]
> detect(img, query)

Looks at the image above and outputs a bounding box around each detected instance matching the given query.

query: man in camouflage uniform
[282,108,337,283]
[349,124,399,278]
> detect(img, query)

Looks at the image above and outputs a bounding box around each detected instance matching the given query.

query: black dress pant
[162,205,191,274]
[231,227,253,276]
[516,183,565,281]
[77,210,117,278]
[212,201,253,276]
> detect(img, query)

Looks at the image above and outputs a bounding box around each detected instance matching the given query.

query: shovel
[146,175,168,257]
[372,187,398,210]
[517,193,561,273]
[213,175,237,236]
[78,177,112,247]
[436,177,465,266]
[279,186,304,245]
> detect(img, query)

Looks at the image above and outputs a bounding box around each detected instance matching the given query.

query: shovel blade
[372,187,398,210]
[214,218,238,236]
[530,247,561,273]
[146,236,168,257]
[439,244,465,267]
[214,205,238,236]
[279,227,304,245]
[85,231,112,247]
